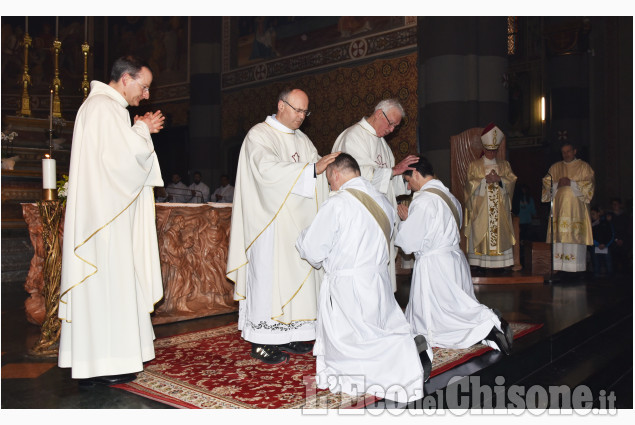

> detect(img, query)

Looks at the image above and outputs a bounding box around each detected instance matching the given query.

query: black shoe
[484,326,511,355]
[491,308,514,349]
[278,341,313,354]
[78,373,137,387]
[499,318,514,350]
[251,344,290,364]
[414,335,432,382]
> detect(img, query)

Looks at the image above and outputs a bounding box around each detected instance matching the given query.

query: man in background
[464,123,517,272]
[188,171,210,203]
[165,172,190,203]
[212,174,234,203]
[542,142,594,273]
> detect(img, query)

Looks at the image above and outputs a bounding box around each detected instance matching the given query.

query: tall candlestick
[42,156,56,189]
[49,90,53,130]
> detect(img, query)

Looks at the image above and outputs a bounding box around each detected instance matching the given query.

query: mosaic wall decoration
[221,52,418,162]
[222,16,417,90]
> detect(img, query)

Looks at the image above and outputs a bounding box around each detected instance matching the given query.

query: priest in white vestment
[296,153,428,404]
[59,56,165,385]
[395,157,513,355]
[165,172,190,203]
[332,99,419,292]
[226,88,340,364]
[542,142,595,272]
[212,174,235,203]
[188,171,211,203]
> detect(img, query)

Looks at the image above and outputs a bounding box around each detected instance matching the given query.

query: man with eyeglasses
[59,55,165,387]
[227,88,340,364]
[332,99,419,292]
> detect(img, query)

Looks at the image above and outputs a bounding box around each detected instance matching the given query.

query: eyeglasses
[130,77,150,94]
[283,100,311,117]
[381,110,398,128]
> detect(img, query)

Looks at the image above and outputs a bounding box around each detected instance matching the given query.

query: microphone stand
[545,172,560,283]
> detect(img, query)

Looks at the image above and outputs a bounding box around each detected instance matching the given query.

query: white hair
[375,99,406,118]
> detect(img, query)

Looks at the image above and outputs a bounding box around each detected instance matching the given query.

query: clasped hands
[397,203,409,221]
[485,169,501,184]
[134,110,165,134]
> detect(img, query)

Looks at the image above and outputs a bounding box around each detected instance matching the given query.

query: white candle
[84,17,88,41]
[55,17,59,39]
[42,157,56,189]
[25,17,28,34]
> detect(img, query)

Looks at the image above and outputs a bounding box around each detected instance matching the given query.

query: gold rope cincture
[226,124,321,322]
[344,188,391,250]
[275,187,392,325]
[60,151,158,306]
[59,184,146,320]
[226,162,310,298]
[268,168,324,324]
[228,135,317,317]
[424,187,460,230]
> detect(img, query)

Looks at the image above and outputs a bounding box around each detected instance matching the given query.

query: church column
[189,17,222,190]
[417,17,508,184]
[588,17,633,206]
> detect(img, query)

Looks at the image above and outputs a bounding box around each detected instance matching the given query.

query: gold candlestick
[19,33,33,117]
[81,42,90,102]
[52,39,62,118]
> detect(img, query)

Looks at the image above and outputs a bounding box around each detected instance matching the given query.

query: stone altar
[21,202,237,326]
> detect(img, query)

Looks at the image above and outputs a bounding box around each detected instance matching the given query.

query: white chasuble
[395,180,504,351]
[332,118,409,292]
[227,116,329,344]
[58,81,164,378]
[296,177,424,403]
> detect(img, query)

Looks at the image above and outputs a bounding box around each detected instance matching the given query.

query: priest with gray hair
[332,98,419,292]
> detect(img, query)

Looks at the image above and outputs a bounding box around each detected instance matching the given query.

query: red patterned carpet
[114,322,542,409]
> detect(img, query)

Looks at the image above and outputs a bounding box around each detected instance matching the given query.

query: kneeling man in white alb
[395,157,513,356]
[296,153,431,405]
